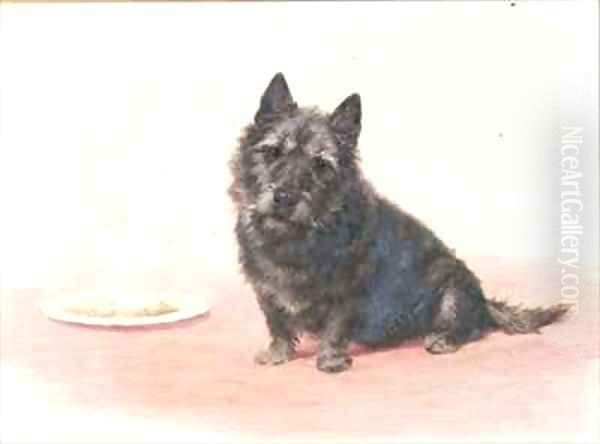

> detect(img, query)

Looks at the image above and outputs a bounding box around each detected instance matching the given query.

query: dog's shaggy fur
[229,73,570,373]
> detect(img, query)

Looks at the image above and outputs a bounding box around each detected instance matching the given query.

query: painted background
[1,2,598,443]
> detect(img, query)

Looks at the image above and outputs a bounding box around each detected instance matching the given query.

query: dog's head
[231,73,363,238]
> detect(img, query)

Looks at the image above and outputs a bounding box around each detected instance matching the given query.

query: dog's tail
[485,299,571,334]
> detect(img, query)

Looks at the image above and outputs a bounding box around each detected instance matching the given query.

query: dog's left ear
[255,73,297,123]
[329,94,361,146]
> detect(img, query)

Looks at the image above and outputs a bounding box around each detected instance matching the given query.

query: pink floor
[2,258,598,443]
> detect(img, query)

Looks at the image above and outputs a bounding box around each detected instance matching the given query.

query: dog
[228,73,570,373]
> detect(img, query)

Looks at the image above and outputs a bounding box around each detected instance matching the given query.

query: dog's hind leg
[424,287,485,354]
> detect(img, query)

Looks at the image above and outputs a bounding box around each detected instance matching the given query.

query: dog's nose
[273,189,290,206]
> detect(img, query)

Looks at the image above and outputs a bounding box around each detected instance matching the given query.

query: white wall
[0,1,598,291]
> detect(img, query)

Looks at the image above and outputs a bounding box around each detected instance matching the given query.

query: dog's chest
[248,252,322,318]
[271,290,312,316]
[266,283,331,334]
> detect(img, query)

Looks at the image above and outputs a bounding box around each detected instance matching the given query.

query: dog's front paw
[254,340,294,366]
[316,353,353,373]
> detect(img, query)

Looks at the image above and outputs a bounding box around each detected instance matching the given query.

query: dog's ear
[255,73,297,123]
[329,94,361,147]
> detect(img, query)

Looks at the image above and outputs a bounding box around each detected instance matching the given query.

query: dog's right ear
[255,73,297,123]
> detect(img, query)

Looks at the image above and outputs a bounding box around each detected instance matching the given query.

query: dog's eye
[299,173,313,191]
[313,156,330,170]
[263,145,282,161]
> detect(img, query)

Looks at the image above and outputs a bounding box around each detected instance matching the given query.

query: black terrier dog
[229,73,569,373]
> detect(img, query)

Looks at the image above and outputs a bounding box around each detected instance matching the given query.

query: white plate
[40,293,210,327]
